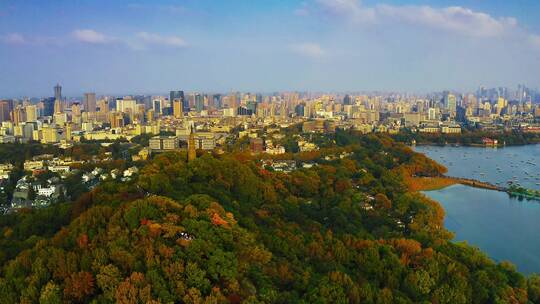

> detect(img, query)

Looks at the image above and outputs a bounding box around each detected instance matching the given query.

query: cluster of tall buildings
[0,84,538,145]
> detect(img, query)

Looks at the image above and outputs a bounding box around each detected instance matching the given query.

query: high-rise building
[22,123,35,139]
[84,93,97,113]
[206,94,214,109]
[25,105,38,122]
[343,94,352,105]
[65,122,73,141]
[97,99,109,113]
[110,112,125,128]
[295,103,305,117]
[237,106,253,116]
[146,109,155,123]
[54,84,64,114]
[173,99,183,118]
[213,94,222,109]
[54,112,67,125]
[0,100,13,122]
[195,94,204,112]
[54,83,62,101]
[116,98,137,113]
[12,106,25,125]
[496,97,507,115]
[170,90,184,105]
[42,125,59,144]
[43,98,55,116]
[54,99,63,114]
[280,102,287,119]
[71,103,81,117]
[152,99,163,115]
[228,93,238,109]
[428,108,437,120]
[247,101,257,114]
[443,92,457,113]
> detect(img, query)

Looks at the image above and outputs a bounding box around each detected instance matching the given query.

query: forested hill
[0,133,539,303]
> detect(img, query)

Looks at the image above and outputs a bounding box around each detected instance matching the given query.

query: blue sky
[1,0,540,97]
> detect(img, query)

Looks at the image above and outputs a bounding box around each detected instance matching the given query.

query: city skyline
[2,0,540,96]
[2,2,540,301]
[3,81,540,100]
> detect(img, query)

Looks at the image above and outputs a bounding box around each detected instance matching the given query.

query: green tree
[39,282,62,304]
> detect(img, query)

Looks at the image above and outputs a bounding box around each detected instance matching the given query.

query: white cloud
[316,0,375,23]
[73,29,113,44]
[313,0,519,37]
[1,33,65,47]
[290,42,325,58]
[1,33,25,44]
[377,5,517,37]
[72,29,186,49]
[136,32,187,48]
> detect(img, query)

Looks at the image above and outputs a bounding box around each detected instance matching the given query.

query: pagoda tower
[188,126,196,162]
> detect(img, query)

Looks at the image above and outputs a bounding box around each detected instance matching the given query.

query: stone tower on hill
[188,126,196,162]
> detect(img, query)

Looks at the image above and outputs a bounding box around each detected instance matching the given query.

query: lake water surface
[415,145,540,274]
[416,144,540,191]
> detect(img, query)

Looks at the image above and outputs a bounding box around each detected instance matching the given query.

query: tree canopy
[0,131,536,303]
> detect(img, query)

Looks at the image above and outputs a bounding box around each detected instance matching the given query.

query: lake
[415,145,540,275]
[416,144,540,191]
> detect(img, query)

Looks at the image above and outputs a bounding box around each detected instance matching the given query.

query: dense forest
[0,131,539,303]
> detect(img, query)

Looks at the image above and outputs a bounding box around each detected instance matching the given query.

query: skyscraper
[247,101,257,114]
[343,94,352,105]
[84,93,97,113]
[443,92,456,113]
[43,98,55,116]
[173,99,183,118]
[170,91,184,104]
[428,108,437,120]
[25,105,38,122]
[0,100,13,122]
[65,122,73,141]
[228,93,238,109]
[116,98,137,113]
[152,99,162,115]
[295,103,305,117]
[213,94,222,109]
[195,94,204,112]
[54,84,63,114]
[496,97,507,115]
[170,90,188,113]
[97,99,110,113]
[54,99,63,114]
[54,83,62,101]
[12,106,25,125]
[71,103,81,117]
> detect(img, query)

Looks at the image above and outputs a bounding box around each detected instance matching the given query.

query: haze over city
[2,0,540,97]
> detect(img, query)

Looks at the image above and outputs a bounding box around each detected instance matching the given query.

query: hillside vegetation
[0,132,539,303]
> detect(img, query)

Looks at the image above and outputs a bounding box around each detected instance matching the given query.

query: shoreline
[413,176,540,203]
[409,176,506,192]
[411,145,540,199]
[412,141,540,148]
